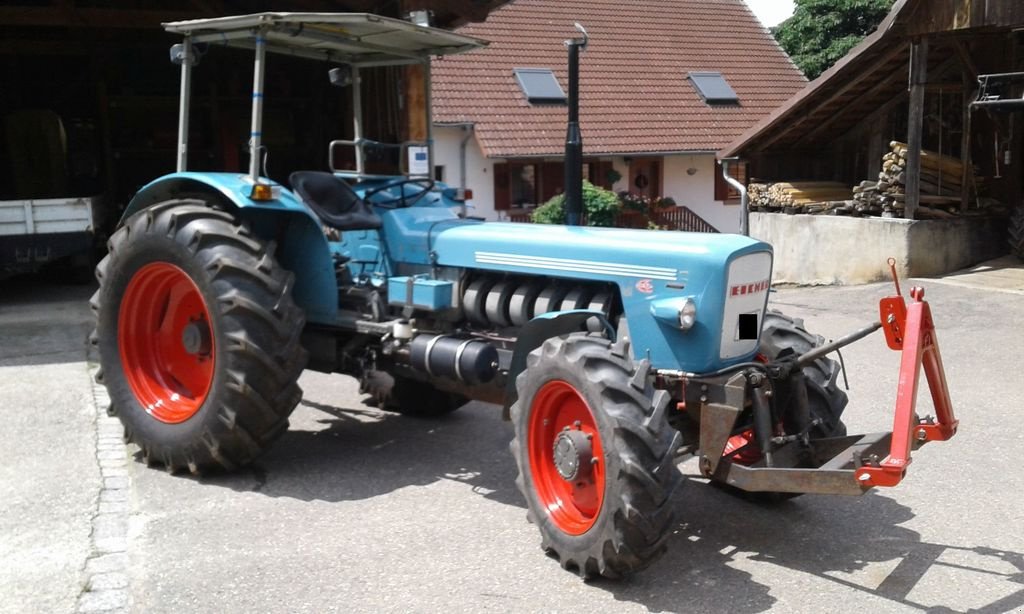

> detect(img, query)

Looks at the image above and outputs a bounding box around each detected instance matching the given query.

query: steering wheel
[362,177,435,208]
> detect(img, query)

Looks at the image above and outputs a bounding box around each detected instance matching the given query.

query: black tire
[361,371,466,418]
[710,311,848,503]
[761,310,848,438]
[510,333,682,579]
[91,199,307,474]
[1010,205,1024,261]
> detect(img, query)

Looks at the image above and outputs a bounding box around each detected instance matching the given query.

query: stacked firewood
[870,141,972,218]
[747,181,853,213]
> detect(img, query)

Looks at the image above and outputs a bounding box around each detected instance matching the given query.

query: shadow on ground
[195,398,523,507]
[182,397,1024,613]
[0,274,95,367]
[597,484,1024,613]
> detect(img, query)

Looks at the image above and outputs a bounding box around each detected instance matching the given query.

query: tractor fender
[502,309,615,419]
[123,172,338,325]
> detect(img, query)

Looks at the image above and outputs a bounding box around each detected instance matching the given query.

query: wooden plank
[905,38,928,219]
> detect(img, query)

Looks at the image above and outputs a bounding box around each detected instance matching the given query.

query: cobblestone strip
[78,358,132,614]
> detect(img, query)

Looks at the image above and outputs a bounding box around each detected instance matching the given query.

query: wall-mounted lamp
[686,167,698,176]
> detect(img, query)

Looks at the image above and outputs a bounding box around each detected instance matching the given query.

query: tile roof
[432,0,807,158]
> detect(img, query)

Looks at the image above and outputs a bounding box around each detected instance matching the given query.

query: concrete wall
[751,212,1007,284]
[433,129,739,229]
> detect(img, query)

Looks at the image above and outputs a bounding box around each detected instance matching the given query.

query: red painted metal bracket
[855,286,959,488]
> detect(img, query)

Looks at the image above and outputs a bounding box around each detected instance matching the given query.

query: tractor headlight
[678,299,697,330]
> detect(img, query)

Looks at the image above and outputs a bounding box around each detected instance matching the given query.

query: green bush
[531,181,622,227]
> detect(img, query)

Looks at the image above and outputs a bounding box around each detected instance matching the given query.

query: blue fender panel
[502,310,613,419]
[123,173,337,325]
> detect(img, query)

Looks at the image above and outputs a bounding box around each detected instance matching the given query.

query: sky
[744,0,795,27]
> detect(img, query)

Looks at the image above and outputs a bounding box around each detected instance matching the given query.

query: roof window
[514,68,567,104]
[688,72,739,104]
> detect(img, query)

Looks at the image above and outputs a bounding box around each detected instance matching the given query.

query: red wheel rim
[527,380,605,535]
[118,262,215,424]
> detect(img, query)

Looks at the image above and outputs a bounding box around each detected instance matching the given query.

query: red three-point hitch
[855,266,959,488]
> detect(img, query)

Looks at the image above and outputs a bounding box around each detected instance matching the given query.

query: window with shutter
[715,160,747,202]
[493,162,510,210]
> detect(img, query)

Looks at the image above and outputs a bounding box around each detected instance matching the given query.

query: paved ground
[2,258,1023,613]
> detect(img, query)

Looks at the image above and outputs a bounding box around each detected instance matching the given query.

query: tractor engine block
[460,273,619,331]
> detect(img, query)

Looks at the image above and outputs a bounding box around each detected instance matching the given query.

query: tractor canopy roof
[163,12,488,67]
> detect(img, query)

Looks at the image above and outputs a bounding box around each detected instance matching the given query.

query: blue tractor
[93,13,958,578]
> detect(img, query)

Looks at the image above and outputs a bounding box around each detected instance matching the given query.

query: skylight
[514,68,567,104]
[688,72,739,104]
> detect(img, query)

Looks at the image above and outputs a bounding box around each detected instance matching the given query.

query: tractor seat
[289,171,383,231]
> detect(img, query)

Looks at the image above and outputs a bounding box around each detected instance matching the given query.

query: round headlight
[678,298,697,330]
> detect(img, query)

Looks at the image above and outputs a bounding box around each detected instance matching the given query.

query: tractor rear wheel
[510,333,682,579]
[1009,204,1024,261]
[92,200,307,474]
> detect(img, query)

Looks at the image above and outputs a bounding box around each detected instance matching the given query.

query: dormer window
[688,71,739,104]
[514,68,567,104]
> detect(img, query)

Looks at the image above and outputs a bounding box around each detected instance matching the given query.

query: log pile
[859,141,972,218]
[751,141,989,219]
[747,181,853,214]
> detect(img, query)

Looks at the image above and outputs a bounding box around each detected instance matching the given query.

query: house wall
[433,132,741,231]
[434,125,495,218]
[661,154,742,233]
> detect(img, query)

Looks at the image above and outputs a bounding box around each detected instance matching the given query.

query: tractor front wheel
[510,333,682,579]
[92,200,307,473]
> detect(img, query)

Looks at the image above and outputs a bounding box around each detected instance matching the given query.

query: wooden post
[905,37,928,220]
[954,39,977,212]
[405,64,428,142]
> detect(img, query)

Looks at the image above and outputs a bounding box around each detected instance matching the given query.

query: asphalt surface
[2,261,1023,613]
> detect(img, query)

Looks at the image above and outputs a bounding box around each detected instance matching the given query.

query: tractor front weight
[688,277,958,497]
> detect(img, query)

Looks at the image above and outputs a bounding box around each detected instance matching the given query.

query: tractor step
[712,432,897,496]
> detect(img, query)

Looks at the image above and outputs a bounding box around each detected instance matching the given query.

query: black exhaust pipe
[564,24,588,226]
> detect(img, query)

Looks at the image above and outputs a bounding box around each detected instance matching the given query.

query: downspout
[720,157,749,236]
[459,124,474,218]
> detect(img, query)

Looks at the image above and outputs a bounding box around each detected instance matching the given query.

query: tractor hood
[433,222,765,284]
[432,222,773,373]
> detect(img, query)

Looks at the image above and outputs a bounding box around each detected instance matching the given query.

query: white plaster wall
[661,154,742,234]
[431,135,738,229]
[433,125,497,219]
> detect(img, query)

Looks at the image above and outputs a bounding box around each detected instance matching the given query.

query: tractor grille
[720,251,773,360]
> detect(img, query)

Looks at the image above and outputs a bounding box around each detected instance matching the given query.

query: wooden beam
[905,37,929,220]
[0,7,202,28]
[959,41,974,212]
[754,43,909,153]
[795,67,907,146]
[951,38,978,81]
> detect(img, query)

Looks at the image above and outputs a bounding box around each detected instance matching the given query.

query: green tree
[774,0,895,80]
[531,181,621,226]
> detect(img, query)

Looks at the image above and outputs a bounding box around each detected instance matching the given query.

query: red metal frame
[855,287,958,487]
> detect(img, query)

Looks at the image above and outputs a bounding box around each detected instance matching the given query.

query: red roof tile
[432,0,807,158]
